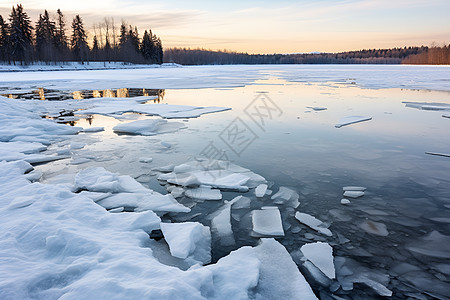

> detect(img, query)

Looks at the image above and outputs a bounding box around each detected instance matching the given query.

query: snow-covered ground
[1,65,450,299]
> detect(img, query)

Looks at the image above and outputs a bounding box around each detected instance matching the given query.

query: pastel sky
[1,0,449,53]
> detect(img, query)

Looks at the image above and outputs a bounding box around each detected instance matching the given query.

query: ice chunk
[160,222,211,265]
[443,113,450,118]
[343,186,366,191]
[231,196,251,209]
[138,157,153,163]
[301,242,335,279]
[185,186,222,200]
[343,190,364,198]
[170,187,185,198]
[407,231,450,259]
[295,212,332,236]
[303,261,332,287]
[359,220,389,236]
[82,126,104,133]
[335,116,372,128]
[252,207,284,237]
[353,275,392,297]
[255,184,268,197]
[340,199,351,205]
[271,186,299,208]
[113,119,185,136]
[254,239,318,299]
[211,202,235,246]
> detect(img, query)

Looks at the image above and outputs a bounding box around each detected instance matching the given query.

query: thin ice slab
[335,116,372,128]
[343,186,366,192]
[301,242,336,279]
[295,212,332,237]
[359,220,389,236]
[252,207,284,237]
[185,186,222,200]
[271,186,299,208]
[255,184,268,197]
[343,190,365,198]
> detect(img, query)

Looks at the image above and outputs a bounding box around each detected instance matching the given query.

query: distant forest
[1,4,449,66]
[164,46,450,65]
[0,4,163,65]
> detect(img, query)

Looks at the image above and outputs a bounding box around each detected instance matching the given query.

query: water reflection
[1,88,165,102]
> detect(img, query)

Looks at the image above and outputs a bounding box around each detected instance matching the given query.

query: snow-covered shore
[0,62,181,72]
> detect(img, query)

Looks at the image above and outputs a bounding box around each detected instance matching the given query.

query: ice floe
[271,186,299,208]
[343,186,366,191]
[255,183,268,197]
[295,212,332,236]
[343,190,365,198]
[158,159,266,192]
[335,116,372,128]
[301,242,336,279]
[211,200,235,246]
[407,231,450,259]
[340,199,351,205]
[160,222,211,265]
[252,207,284,237]
[403,101,450,111]
[307,106,327,111]
[113,118,186,136]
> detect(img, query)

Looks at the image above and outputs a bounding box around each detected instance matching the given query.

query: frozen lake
[1,65,450,299]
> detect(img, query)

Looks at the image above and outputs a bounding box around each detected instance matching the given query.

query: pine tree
[9,4,33,64]
[55,9,68,60]
[141,30,154,62]
[91,35,99,60]
[0,15,10,63]
[71,15,89,63]
[35,10,56,62]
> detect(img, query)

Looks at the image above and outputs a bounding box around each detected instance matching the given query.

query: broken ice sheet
[301,242,336,279]
[407,230,450,259]
[252,207,284,237]
[158,159,266,192]
[160,222,211,265]
[335,116,372,128]
[343,186,366,192]
[295,212,332,237]
[113,119,186,136]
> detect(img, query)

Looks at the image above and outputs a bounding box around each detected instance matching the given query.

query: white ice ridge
[295,212,332,237]
[158,159,266,192]
[252,207,285,237]
[160,222,211,265]
[74,167,190,213]
[113,118,186,136]
[403,101,450,111]
[1,159,321,299]
[335,116,372,128]
[301,242,336,279]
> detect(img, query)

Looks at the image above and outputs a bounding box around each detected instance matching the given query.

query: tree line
[164,46,450,65]
[0,4,163,65]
